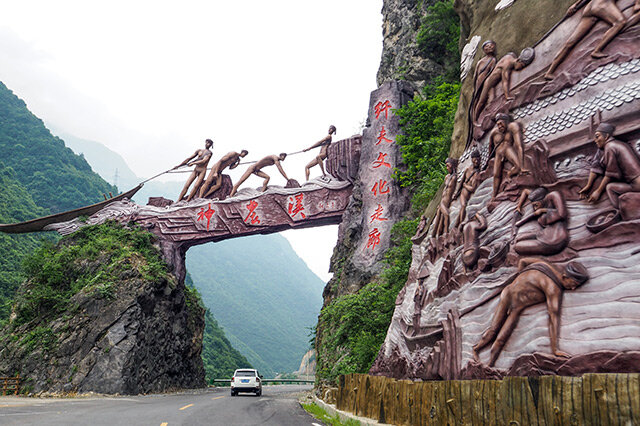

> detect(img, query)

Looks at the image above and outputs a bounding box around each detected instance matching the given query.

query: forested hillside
[0,82,117,321]
[186,235,324,377]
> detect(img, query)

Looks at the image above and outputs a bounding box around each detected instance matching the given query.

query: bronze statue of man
[199,149,249,198]
[472,258,589,367]
[462,210,488,270]
[175,139,213,202]
[229,153,289,197]
[432,158,458,237]
[473,48,535,124]
[578,122,640,207]
[471,40,497,118]
[454,150,482,228]
[304,125,336,180]
[544,0,640,80]
[514,187,569,256]
[490,113,529,198]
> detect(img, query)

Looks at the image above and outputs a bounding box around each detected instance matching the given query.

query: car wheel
[231,390,235,396]
[256,390,261,397]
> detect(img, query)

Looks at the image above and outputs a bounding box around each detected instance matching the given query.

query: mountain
[52,128,326,377]
[0,81,117,321]
[186,235,324,377]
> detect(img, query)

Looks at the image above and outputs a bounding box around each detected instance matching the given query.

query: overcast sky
[0,1,383,281]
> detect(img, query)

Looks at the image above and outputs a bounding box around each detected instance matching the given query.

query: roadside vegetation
[302,402,361,426]
[316,0,460,384]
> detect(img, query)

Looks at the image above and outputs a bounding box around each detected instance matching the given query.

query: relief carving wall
[371,0,640,380]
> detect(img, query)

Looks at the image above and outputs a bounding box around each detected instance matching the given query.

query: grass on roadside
[301,402,361,426]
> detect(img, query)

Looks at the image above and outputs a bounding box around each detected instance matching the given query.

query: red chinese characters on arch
[287,193,306,219]
[196,203,216,231]
[244,200,261,225]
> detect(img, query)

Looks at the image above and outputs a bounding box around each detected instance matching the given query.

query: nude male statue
[578,122,640,207]
[489,113,529,198]
[472,258,589,367]
[175,139,213,202]
[474,48,535,124]
[229,153,289,197]
[514,187,569,256]
[304,125,336,180]
[471,40,497,117]
[544,0,640,79]
[454,150,482,228]
[432,158,458,237]
[462,210,488,270]
[199,149,249,198]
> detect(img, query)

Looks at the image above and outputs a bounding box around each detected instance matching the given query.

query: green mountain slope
[0,82,116,321]
[0,82,117,213]
[186,235,325,377]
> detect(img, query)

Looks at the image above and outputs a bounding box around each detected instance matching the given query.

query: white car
[230,369,262,396]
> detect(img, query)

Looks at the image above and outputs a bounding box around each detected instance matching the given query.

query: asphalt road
[0,385,325,426]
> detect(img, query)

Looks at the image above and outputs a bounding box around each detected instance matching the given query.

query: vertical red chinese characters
[244,200,261,224]
[365,99,395,252]
[287,193,306,219]
[196,203,216,231]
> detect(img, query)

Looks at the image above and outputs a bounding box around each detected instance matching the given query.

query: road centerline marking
[179,403,194,411]
[212,396,225,400]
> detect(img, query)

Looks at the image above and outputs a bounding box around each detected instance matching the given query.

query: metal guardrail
[211,378,314,385]
[1,375,21,395]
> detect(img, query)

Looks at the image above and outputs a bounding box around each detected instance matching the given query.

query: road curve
[0,385,324,426]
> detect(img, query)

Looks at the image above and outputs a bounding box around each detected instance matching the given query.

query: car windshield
[235,371,256,377]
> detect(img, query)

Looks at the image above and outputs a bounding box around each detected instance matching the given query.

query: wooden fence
[333,373,640,425]
[1,375,21,395]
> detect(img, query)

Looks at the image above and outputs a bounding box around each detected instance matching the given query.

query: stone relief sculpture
[432,158,458,237]
[473,48,535,125]
[454,150,482,228]
[489,113,529,198]
[199,149,248,198]
[471,40,497,119]
[514,187,569,256]
[472,258,589,367]
[175,139,213,202]
[304,125,337,180]
[544,0,640,79]
[461,210,487,270]
[230,153,289,197]
[578,122,640,207]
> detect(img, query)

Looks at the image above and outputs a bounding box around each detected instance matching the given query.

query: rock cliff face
[0,223,205,394]
[377,0,442,90]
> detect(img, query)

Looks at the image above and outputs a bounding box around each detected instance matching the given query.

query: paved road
[0,385,325,426]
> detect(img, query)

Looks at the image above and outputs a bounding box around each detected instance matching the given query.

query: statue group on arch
[172,125,338,203]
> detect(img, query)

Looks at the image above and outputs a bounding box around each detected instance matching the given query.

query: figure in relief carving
[473,48,535,124]
[578,122,640,207]
[411,213,429,244]
[471,40,497,119]
[454,150,482,228]
[432,158,458,237]
[514,187,569,256]
[462,210,487,270]
[472,258,589,367]
[490,114,529,198]
[175,139,213,202]
[412,280,429,336]
[304,125,336,180]
[544,0,640,80]
[200,150,249,198]
[229,153,289,196]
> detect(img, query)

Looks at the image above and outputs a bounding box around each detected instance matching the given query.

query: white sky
[0,1,383,281]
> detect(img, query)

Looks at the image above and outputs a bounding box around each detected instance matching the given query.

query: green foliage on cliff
[317,219,416,382]
[417,0,461,82]
[13,221,168,327]
[395,79,460,211]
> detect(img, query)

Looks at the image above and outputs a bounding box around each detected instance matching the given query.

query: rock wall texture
[371,0,640,380]
[0,228,205,394]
